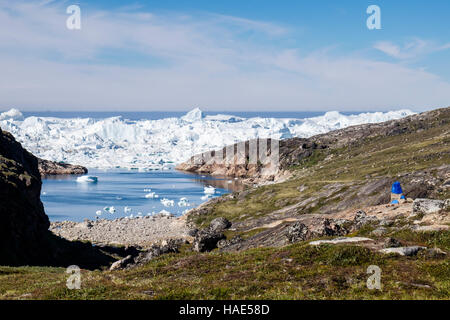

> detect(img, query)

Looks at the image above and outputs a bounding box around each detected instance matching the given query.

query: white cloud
[374,38,450,60]
[0,0,449,111]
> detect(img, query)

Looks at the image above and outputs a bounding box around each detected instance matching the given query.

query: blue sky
[0,0,449,111]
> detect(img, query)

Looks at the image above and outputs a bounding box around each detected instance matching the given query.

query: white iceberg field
[0,108,415,170]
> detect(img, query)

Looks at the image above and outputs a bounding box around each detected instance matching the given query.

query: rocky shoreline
[38,158,88,176]
[50,213,191,247]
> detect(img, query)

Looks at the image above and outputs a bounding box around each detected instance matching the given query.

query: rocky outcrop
[0,127,50,266]
[38,158,87,176]
[0,127,113,268]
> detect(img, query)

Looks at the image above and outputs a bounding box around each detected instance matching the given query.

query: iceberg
[0,108,416,170]
[0,108,23,121]
[204,186,215,194]
[76,175,98,183]
[160,198,175,207]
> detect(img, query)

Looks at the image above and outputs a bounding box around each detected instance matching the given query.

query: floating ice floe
[178,197,190,207]
[144,188,151,192]
[204,186,215,194]
[124,206,132,213]
[95,210,102,216]
[201,195,211,201]
[159,209,172,217]
[76,175,98,183]
[160,198,175,207]
[42,191,47,195]
[145,192,158,199]
[103,206,116,214]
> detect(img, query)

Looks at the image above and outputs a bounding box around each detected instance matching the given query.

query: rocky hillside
[185,107,450,242]
[177,107,450,185]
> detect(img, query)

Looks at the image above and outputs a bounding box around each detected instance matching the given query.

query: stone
[420,248,447,259]
[192,229,226,252]
[209,217,232,232]
[371,227,387,237]
[217,235,243,249]
[413,199,445,215]
[309,237,374,246]
[187,228,199,237]
[353,210,378,229]
[383,237,402,248]
[286,222,310,243]
[380,246,426,256]
[109,255,134,271]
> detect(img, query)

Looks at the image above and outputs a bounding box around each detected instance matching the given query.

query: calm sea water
[41,169,242,222]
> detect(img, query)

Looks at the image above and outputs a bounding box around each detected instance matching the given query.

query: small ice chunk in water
[95,210,102,216]
[76,175,98,183]
[103,206,116,214]
[178,197,189,207]
[124,206,132,213]
[159,209,172,217]
[204,186,215,194]
[161,198,175,207]
[145,192,156,199]
[42,191,47,195]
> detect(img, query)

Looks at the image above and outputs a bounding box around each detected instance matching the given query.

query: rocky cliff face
[0,127,50,265]
[0,127,115,268]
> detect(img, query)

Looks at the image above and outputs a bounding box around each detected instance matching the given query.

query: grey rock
[217,235,243,249]
[422,248,447,259]
[371,227,387,237]
[383,237,402,248]
[187,228,199,237]
[354,210,378,229]
[286,222,310,243]
[413,198,445,215]
[309,237,373,246]
[110,255,134,271]
[209,217,232,232]
[380,246,426,256]
[192,229,226,252]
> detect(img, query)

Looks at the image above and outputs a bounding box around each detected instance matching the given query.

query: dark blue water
[41,169,242,222]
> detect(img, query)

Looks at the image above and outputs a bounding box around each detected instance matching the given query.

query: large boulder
[209,217,232,232]
[192,229,226,252]
[413,199,446,215]
[286,222,310,243]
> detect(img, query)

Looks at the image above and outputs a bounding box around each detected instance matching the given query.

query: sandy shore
[50,214,190,247]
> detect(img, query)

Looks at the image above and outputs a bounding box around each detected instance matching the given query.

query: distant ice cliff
[0,108,415,170]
